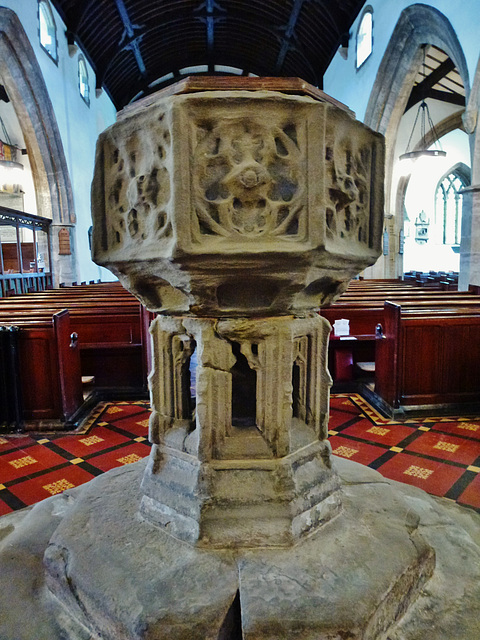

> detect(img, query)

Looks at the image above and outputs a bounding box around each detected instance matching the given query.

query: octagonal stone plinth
[141,312,341,548]
[92,80,384,315]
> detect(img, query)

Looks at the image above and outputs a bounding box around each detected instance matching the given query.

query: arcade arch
[0,7,77,285]
[364,4,471,283]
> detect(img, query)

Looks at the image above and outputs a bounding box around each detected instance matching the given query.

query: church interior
[1,1,480,639]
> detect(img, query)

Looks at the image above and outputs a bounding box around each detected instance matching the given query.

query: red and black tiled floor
[329,394,480,511]
[0,402,151,516]
[1,394,479,516]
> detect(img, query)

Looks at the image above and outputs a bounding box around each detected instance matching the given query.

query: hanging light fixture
[399,45,446,161]
[0,114,24,194]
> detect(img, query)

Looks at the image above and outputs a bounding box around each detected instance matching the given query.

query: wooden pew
[321,282,480,384]
[0,326,22,429]
[0,301,145,390]
[375,301,480,416]
[0,309,83,429]
[0,280,150,430]
[0,280,146,391]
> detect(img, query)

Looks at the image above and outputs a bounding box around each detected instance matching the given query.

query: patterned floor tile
[1,397,480,514]
[329,395,362,415]
[0,445,66,483]
[51,426,132,457]
[0,496,12,516]
[108,411,151,436]
[375,452,465,497]
[457,472,480,509]
[0,434,37,454]
[330,435,386,466]
[101,403,150,422]
[86,442,151,473]
[338,418,416,446]
[428,420,480,441]
[404,431,480,466]
[346,394,400,425]
[8,465,95,506]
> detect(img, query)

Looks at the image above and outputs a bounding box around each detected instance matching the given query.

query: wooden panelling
[0,282,148,429]
[375,303,480,412]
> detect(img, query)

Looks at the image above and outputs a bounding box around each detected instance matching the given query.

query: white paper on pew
[333,318,350,336]
[339,336,357,340]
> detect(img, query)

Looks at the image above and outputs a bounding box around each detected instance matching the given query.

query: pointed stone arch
[0,7,77,284]
[365,4,469,136]
[460,54,480,289]
[363,4,469,279]
[396,111,467,239]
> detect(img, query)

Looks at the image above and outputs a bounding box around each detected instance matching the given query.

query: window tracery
[435,168,468,246]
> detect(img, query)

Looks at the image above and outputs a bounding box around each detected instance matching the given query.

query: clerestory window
[78,56,90,106]
[356,8,373,69]
[38,0,58,63]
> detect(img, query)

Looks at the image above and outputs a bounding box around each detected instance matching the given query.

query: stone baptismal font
[0,78,479,640]
[91,77,385,549]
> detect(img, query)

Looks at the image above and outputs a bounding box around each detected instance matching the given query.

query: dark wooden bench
[375,301,480,417]
[0,309,83,430]
[0,299,145,390]
[0,280,146,380]
[320,283,480,384]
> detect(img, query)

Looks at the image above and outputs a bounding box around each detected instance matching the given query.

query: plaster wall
[0,0,117,283]
[0,98,36,214]
[402,129,470,273]
[324,0,479,123]
[325,1,480,282]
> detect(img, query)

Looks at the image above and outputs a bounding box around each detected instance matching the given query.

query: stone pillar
[50,222,78,286]
[459,184,480,290]
[141,313,340,547]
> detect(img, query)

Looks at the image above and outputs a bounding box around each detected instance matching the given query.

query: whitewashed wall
[325,0,480,282]
[325,0,479,123]
[1,0,117,283]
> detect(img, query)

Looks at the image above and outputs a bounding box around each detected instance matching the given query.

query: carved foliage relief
[102,110,172,253]
[325,116,375,248]
[191,115,307,243]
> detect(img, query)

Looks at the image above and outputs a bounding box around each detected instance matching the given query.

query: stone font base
[1,457,479,640]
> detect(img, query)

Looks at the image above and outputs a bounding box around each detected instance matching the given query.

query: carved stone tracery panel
[325,113,378,250]
[191,115,307,243]
[92,89,384,315]
[100,109,173,255]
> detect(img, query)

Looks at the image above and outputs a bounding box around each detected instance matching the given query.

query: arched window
[435,165,470,246]
[356,8,373,69]
[78,56,90,106]
[38,0,57,63]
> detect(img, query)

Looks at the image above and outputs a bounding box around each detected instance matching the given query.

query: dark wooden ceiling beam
[424,88,465,107]
[51,0,90,37]
[275,0,306,72]
[405,57,457,111]
[310,0,343,35]
[63,0,100,63]
[114,0,147,78]
[50,0,368,109]
[194,0,226,71]
[421,57,456,91]
[405,85,465,111]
